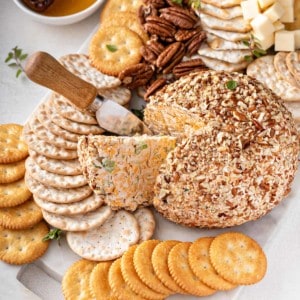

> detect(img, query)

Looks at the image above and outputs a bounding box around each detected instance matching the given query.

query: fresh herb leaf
[225,80,238,90]
[5,46,28,78]
[43,228,62,244]
[242,36,267,62]
[242,40,250,47]
[135,142,148,155]
[102,158,115,173]
[131,108,144,121]
[244,55,254,62]
[253,48,267,58]
[106,44,118,52]
[172,0,183,5]
[189,0,201,9]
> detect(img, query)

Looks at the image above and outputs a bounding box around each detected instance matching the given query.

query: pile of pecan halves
[118,0,208,100]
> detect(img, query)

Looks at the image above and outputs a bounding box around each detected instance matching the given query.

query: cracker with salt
[134,240,173,295]
[89,26,143,76]
[67,210,139,260]
[98,86,132,107]
[198,43,251,63]
[209,232,267,285]
[25,173,92,204]
[0,124,28,164]
[199,2,242,19]
[0,159,26,184]
[168,242,216,296]
[0,178,32,208]
[33,193,104,216]
[22,124,78,160]
[62,259,97,300]
[109,258,147,300]
[59,54,121,89]
[0,221,49,265]
[25,157,87,189]
[207,33,249,50]
[202,25,250,42]
[199,55,249,72]
[121,244,166,300]
[90,261,118,300]
[29,150,82,176]
[274,52,300,88]
[0,198,42,230]
[247,55,300,102]
[201,0,241,8]
[42,205,113,231]
[188,237,236,290]
[151,240,187,294]
[286,51,300,81]
[28,113,78,150]
[133,208,155,243]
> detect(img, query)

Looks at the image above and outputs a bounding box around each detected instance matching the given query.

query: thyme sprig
[5,46,28,78]
[242,35,267,62]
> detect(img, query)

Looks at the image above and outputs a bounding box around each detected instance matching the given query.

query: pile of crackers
[0,124,49,265]
[62,232,267,299]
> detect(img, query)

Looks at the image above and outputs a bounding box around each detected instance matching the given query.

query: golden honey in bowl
[41,0,97,17]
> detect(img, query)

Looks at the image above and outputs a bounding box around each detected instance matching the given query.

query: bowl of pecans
[12,0,104,25]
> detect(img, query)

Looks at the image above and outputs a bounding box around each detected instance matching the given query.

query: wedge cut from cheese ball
[78,135,176,211]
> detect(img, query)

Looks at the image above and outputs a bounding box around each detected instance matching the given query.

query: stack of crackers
[0,124,49,265]
[62,232,267,299]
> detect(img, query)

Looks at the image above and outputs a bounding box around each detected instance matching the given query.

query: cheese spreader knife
[25,51,152,136]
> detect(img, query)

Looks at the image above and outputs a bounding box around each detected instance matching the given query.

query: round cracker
[66,210,139,260]
[0,124,28,164]
[42,205,113,232]
[121,244,166,300]
[29,150,82,176]
[133,208,155,243]
[62,259,97,300]
[0,221,49,265]
[25,173,92,204]
[33,193,104,216]
[168,242,216,296]
[25,157,87,189]
[22,124,78,160]
[209,232,267,285]
[188,237,237,290]
[286,51,300,81]
[0,159,26,184]
[133,240,173,295]
[0,178,32,208]
[98,86,132,107]
[89,26,143,76]
[151,240,187,294]
[50,93,98,125]
[90,261,118,300]
[108,258,147,300]
[0,198,42,230]
[28,113,78,150]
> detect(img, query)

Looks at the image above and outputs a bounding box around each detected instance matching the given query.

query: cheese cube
[294,30,300,49]
[263,2,284,22]
[258,0,275,10]
[241,0,261,21]
[277,0,294,23]
[275,30,295,51]
[256,32,275,50]
[273,21,285,31]
[251,14,275,39]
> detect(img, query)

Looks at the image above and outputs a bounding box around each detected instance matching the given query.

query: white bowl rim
[13,0,102,21]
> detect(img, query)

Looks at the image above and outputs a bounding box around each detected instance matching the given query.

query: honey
[42,0,97,17]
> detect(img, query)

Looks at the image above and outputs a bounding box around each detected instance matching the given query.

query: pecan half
[162,44,185,74]
[144,16,176,37]
[144,78,167,101]
[186,31,207,56]
[118,63,154,89]
[143,0,166,8]
[138,5,158,24]
[175,26,202,42]
[156,42,184,68]
[173,58,208,78]
[141,39,165,63]
[160,6,198,29]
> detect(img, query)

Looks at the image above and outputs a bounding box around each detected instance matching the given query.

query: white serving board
[15,23,300,300]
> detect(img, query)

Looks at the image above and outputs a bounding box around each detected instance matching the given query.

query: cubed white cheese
[258,0,275,10]
[273,20,285,31]
[294,30,300,49]
[255,32,275,50]
[251,14,275,39]
[263,2,284,22]
[275,30,295,51]
[277,0,294,23]
[241,0,261,20]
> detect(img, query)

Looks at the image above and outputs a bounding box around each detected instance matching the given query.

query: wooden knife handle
[25,51,97,110]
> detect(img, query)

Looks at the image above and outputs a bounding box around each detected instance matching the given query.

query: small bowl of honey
[13,0,104,25]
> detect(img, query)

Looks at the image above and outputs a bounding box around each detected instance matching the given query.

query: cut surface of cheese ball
[78,135,176,211]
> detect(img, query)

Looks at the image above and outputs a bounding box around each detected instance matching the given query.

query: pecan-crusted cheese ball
[146,70,299,228]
